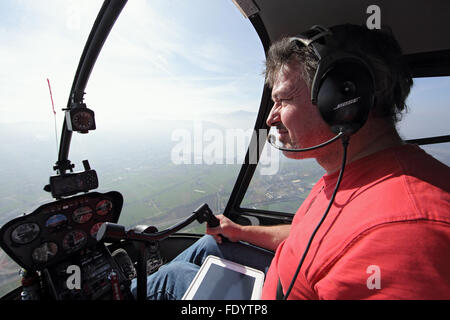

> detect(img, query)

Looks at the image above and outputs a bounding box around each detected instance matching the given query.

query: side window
[397,76,450,166]
[241,147,325,214]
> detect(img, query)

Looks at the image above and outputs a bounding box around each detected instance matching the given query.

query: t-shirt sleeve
[314,221,450,299]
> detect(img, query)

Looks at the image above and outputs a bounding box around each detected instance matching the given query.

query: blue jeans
[130,235,274,300]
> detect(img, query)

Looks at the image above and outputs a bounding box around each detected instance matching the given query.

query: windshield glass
[0,0,264,295]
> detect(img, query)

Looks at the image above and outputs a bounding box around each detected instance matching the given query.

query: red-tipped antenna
[47,78,59,155]
[47,78,56,115]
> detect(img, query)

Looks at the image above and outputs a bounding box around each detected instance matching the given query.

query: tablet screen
[191,263,256,300]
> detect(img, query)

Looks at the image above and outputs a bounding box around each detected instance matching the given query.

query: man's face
[266,62,334,159]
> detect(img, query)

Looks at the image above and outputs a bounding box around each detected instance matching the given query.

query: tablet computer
[182,255,265,300]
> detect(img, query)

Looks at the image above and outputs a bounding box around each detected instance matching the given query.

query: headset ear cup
[315,60,374,135]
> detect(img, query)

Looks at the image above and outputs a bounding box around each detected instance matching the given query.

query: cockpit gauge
[46,214,68,232]
[32,242,58,263]
[72,110,94,131]
[72,206,93,224]
[62,230,87,252]
[65,105,96,133]
[11,223,40,244]
[96,200,112,216]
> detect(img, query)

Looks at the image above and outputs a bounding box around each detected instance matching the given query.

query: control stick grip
[194,203,229,242]
[194,203,220,227]
[206,213,220,228]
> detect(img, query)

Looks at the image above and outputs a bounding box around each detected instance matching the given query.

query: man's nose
[266,102,281,127]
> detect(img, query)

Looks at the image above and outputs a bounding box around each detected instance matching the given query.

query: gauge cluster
[0,191,123,271]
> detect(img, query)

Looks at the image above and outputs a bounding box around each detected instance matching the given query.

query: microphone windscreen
[268,134,277,145]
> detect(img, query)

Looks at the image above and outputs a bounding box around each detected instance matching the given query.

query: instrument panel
[0,191,123,271]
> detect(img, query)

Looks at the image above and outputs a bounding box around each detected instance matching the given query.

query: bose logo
[333,97,361,111]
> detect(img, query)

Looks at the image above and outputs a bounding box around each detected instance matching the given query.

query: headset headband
[289,25,331,47]
[289,25,332,59]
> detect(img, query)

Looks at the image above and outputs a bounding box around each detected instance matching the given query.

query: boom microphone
[266,130,344,152]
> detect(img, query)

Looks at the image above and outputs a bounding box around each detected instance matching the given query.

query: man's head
[265,24,413,123]
[265,24,413,162]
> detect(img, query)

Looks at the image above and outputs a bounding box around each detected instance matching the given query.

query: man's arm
[206,214,290,252]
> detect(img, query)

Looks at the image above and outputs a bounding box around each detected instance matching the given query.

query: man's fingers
[206,216,222,235]
[208,234,222,244]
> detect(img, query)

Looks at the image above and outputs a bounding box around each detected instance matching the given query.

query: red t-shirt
[261,144,450,299]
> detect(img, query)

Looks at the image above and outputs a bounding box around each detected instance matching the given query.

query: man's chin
[280,143,315,160]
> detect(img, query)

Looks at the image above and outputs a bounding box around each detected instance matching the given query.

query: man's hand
[206,214,242,243]
[205,214,291,251]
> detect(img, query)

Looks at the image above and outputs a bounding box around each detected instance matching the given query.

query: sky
[0,0,266,128]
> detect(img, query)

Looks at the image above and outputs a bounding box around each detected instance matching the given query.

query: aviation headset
[290,24,376,136]
[273,25,377,299]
